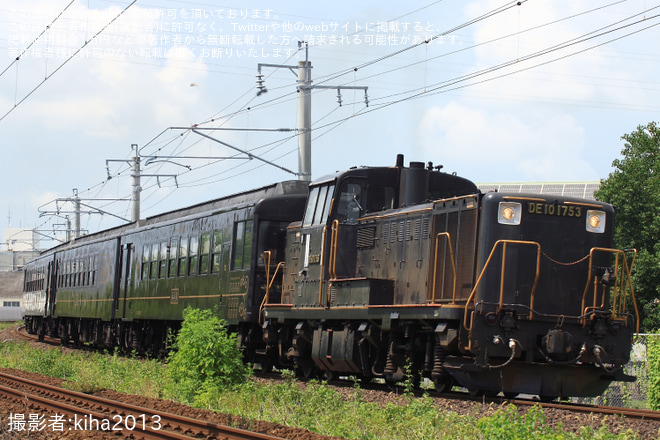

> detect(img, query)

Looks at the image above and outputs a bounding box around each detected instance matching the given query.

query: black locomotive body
[23,156,637,398]
[262,155,637,398]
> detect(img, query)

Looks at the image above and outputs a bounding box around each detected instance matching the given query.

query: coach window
[150,243,159,279]
[189,236,199,276]
[200,232,211,274]
[178,237,188,277]
[82,258,88,286]
[159,241,168,279]
[142,245,150,280]
[232,220,253,270]
[211,231,223,273]
[66,260,71,287]
[91,255,96,285]
[168,239,178,278]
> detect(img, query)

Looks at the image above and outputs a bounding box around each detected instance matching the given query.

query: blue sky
[1,0,658,248]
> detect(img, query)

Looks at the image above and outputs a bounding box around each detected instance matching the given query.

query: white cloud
[461,0,650,109]
[417,101,596,181]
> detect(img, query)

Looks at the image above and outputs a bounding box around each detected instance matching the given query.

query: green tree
[595,122,660,331]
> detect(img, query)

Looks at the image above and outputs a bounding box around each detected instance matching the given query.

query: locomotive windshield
[303,183,335,226]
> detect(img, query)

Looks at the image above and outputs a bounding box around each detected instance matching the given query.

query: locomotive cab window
[303,184,335,226]
[366,185,395,212]
[336,181,364,224]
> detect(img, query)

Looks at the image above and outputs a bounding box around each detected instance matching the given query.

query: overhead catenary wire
[90,3,660,219]
[0,0,137,122]
[0,0,76,79]
[28,0,660,240]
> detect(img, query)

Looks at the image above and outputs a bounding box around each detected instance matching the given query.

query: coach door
[45,258,57,317]
[114,242,133,320]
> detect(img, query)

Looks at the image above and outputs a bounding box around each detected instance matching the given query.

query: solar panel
[477,182,600,201]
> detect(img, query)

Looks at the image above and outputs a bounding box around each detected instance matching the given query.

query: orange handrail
[462,240,541,331]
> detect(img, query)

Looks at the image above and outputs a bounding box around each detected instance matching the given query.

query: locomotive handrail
[580,247,639,334]
[330,220,340,280]
[463,240,541,332]
[318,225,329,306]
[431,232,457,304]
[325,220,341,308]
[259,250,285,324]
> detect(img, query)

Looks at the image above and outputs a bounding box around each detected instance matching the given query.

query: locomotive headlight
[498,202,522,225]
[586,210,606,233]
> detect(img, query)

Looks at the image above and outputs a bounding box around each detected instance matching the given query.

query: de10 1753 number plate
[527,202,582,217]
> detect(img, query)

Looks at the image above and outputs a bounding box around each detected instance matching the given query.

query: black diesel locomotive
[23,155,638,398]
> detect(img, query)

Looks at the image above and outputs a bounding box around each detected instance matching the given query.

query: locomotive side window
[232,220,253,270]
[367,185,395,212]
[200,232,211,274]
[168,238,178,278]
[336,182,363,224]
[211,230,223,273]
[178,237,188,277]
[189,236,199,276]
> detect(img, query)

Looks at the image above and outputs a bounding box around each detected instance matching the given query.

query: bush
[647,334,660,410]
[165,307,250,404]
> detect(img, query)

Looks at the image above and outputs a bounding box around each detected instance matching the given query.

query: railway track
[0,371,285,440]
[511,397,660,421]
[6,324,659,437]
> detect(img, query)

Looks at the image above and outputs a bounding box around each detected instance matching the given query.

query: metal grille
[356,226,376,249]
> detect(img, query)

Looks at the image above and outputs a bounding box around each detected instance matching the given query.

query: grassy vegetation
[0,317,644,439]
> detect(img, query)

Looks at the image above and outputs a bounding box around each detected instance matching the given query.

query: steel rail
[0,371,286,440]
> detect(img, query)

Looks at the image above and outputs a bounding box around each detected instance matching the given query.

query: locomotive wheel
[539,395,557,403]
[433,376,453,393]
[295,359,316,379]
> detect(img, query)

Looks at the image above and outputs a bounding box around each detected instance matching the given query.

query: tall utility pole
[297,58,312,181]
[258,43,368,182]
[73,188,81,239]
[131,144,141,223]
